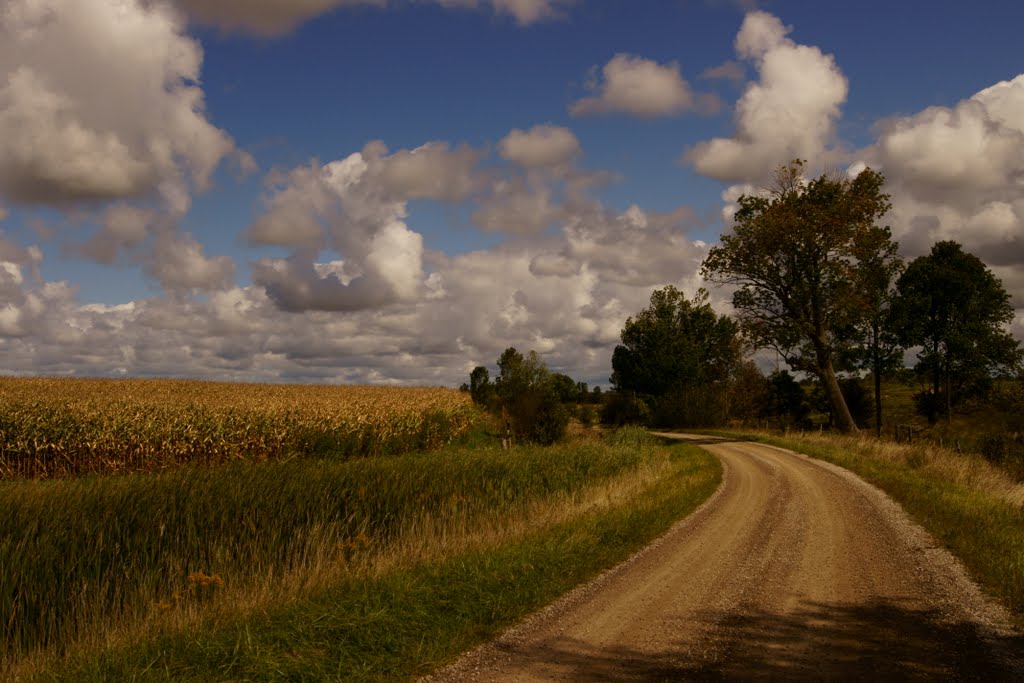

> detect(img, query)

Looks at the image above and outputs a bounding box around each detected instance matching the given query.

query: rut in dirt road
[424,435,1023,681]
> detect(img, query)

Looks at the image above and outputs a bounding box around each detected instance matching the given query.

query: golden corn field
[0,377,477,479]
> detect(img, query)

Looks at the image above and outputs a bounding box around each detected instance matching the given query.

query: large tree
[891,241,1022,424]
[847,229,905,436]
[611,286,742,425]
[701,160,895,433]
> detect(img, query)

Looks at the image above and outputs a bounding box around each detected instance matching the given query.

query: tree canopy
[891,240,1022,423]
[846,224,904,436]
[487,347,570,445]
[611,286,742,426]
[468,365,495,409]
[701,159,895,433]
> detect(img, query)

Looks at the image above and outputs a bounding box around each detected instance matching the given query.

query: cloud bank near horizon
[0,2,1021,385]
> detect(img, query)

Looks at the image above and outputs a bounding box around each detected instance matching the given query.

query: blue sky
[0,0,1021,385]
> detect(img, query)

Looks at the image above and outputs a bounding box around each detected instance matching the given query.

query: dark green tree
[764,370,810,428]
[599,390,651,426]
[468,366,495,408]
[611,286,742,426]
[550,373,579,404]
[702,160,895,433]
[891,241,1022,424]
[495,348,544,402]
[494,347,569,445]
[847,229,905,436]
[726,360,772,425]
[810,377,872,429]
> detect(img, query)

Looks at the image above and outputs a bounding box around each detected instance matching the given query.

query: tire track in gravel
[423,434,1023,681]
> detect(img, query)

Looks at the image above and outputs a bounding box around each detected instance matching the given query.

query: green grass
[5,430,721,681]
[713,429,1024,628]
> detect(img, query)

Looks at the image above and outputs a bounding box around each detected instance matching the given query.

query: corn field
[0,378,477,479]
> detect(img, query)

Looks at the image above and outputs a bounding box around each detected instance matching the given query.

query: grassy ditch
[716,430,1024,627]
[5,429,720,681]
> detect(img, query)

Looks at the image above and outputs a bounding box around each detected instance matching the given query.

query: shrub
[576,404,597,427]
[600,391,650,426]
[649,386,728,428]
[474,347,571,446]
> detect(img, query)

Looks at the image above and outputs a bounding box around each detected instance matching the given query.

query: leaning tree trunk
[817,343,858,433]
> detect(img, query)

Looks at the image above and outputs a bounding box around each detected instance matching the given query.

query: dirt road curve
[424,435,1023,681]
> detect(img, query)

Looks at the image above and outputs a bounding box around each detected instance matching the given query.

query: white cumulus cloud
[472,178,563,235]
[687,10,848,183]
[247,144,452,311]
[0,0,235,210]
[145,232,236,294]
[571,54,711,118]
[75,204,156,265]
[870,75,1024,210]
[499,125,581,168]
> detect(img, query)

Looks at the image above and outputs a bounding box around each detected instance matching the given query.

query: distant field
[0,378,477,478]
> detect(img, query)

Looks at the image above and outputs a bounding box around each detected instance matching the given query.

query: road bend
[424,434,1023,681]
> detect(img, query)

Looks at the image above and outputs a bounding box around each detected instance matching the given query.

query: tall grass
[33,432,721,682]
[1,431,667,673]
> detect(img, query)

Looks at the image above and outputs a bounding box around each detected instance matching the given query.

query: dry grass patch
[775,431,1024,508]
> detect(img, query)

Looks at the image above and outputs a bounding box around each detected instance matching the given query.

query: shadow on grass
[487,598,1023,681]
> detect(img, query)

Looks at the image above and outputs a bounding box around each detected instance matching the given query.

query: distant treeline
[462,161,1023,470]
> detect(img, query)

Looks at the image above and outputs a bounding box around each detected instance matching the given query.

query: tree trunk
[821,358,858,433]
[944,354,952,424]
[874,369,882,438]
[872,322,882,438]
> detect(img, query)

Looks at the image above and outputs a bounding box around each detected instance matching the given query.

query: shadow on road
[651,433,742,447]
[489,598,1023,680]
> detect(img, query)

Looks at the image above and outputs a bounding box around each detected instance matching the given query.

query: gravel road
[423,434,1023,681]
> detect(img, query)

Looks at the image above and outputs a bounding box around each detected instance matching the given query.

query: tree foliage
[492,347,570,445]
[726,360,773,424]
[891,241,1022,423]
[599,390,651,427]
[701,159,895,433]
[610,286,743,427]
[468,366,495,409]
[549,372,579,404]
[845,228,905,436]
[764,371,810,429]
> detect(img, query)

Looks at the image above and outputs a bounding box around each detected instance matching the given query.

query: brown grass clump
[780,432,1024,509]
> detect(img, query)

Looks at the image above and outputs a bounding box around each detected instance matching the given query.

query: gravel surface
[421,434,1023,681]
